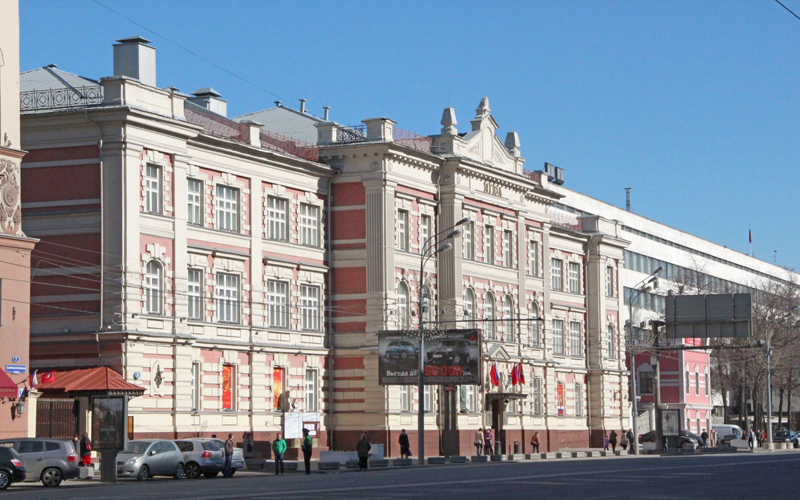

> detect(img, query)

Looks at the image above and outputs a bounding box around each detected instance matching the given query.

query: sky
[19,0,800,271]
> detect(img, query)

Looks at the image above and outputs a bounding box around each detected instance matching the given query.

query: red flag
[490,363,500,386]
[41,372,55,384]
[518,363,525,385]
[510,364,518,385]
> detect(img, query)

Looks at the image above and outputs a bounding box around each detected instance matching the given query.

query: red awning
[0,368,18,398]
[35,367,144,396]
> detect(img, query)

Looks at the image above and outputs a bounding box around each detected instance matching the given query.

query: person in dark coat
[79,433,92,466]
[356,433,371,470]
[399,429,411,459]
[625,429,635,453]
[609,430,618,452]
[302,428,313,475]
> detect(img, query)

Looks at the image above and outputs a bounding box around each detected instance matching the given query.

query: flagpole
[749,224,752,257]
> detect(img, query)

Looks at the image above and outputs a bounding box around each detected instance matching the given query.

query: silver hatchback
[116,440,185,481]
[174,439,224,479]
[0,438,80,487]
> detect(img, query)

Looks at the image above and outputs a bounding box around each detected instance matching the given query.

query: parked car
[773,429,800,448]
[0,446,26,490]
[0,438,79,487]
[198,439,244,476]
[116,440,184,481]
[638,430,702,450]
[383,340,419,360]
[174,439,224,479]
[426,339,471,364]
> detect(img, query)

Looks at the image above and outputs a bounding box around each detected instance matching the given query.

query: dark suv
[427,339,470,364]
[0,446,26,489]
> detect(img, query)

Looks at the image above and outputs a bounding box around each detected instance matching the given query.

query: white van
[712,424,748,448]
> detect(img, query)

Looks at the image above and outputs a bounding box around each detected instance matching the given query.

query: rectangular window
[305,369,317,413]
[397,210,409,251]
[464,221,474,260]
[215,273,239,324]
[465,385,476,412]
[551,258,563,291]
[300,285,320,331]
[221,364,235,411]
[267,280,289,328]
[552,319,565,355]
[568,262,580,294]
[502,230,512,267]
[420,215,431,253]
[187,268,202,320]
[574,382,583,417]
[191,362,201,412]
[608,326,616,358]
[424,385,431,412]
[266,196,288,241]
[400,386,411,412]
[640,371,654,394]
[299,203,320,247]
[532,378,542,415]
[187,179,203,225]
[569,321,582,357]
[528,240,538,276]
[695,372,700,395]
[606,266,614,297]
[705,372,710,396]
[484,225,495,264]
[145,164,161,214]
[216,185,239,232]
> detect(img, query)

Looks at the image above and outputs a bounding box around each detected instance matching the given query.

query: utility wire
[91,0,284,100]
[775,0,800,21]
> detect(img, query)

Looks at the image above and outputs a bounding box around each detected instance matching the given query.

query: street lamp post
[416,217,468,464]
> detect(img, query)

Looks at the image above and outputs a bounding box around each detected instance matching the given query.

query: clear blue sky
[20,0,800,271]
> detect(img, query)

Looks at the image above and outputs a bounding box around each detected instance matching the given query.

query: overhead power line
[775,0,800,22]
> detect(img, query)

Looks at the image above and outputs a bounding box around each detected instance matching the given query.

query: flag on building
[490,362,500,386]
[29,370,38,388]
[517,362,525,385]
[511,364,518,385]
[41,371,55,384]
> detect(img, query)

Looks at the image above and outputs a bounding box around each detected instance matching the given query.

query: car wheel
[185,462,201,479]
[137,465,150,481]
[203,471,219,479]
[452,354,461,364]
[682,441,694,450]
[0,471,10,490]
[173,463,185,479]
[400,352,408,359]
[41,467,63,487]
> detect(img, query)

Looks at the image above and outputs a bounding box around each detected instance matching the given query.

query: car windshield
[775,431,790,437]
[122,441,152,454]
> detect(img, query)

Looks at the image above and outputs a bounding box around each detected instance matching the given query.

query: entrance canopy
[35,367,144,397]
[0,368,18,398]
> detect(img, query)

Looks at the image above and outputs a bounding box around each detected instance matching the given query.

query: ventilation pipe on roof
[274,100,282,107]
[299,98,307,113]
[323,106,330,121]
[187,88,227,117]
[113,36,156,87]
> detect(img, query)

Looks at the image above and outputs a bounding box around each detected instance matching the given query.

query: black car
[0,446,26,490]
[639,430,702,450]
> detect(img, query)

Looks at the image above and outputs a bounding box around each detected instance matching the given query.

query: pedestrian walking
[620,432,629,451]
[243,431,255,459]
[399,429,411,459]
[223,433,234,478]
[761,429,766,446]
[302,428,313,475]
[272,432,287,475]
[701,429,709,448]
[79,433,92,467]
[626,429,635,454]
[609,430,618,452]
[474,428,484,456]
[603,432,609,451]
[484,428,494,456]
[710,428,716,448]
[530,431,540,453]
[357,433,371,470]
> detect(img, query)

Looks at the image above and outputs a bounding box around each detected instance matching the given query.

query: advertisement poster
[378,329,481,386]
[557,382,565,416]
[662,409,681,436]
[273,367,284,410]
[91,397,125,450]
[221,365,233,410]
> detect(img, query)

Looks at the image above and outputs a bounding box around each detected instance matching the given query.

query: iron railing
[393,126,432,153]
[260,129,320,162]
[20,85,103,111]
[336,125,367,143]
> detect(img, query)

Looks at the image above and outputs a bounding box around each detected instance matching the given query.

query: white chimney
[187,88,227,117]
[323,106,330,121]
[299,98,307,113]
[113,36,156,87]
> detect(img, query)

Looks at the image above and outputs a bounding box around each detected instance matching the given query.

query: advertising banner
[273,367,284,410]
[378,329,481,386]
[91,396,126,450]
[662,409,681,436]
[557,382,565,416]
[221,365,233,410]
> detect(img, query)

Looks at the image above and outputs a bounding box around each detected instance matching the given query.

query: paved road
[5,453,800,499]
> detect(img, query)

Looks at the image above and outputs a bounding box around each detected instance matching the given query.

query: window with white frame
[191,362,201,412]
[305,369,317,412]
[267,280,288,328]
[216,185,239,232]
[695,371,700,395]
[215,273,240,323]
[529,301,540,347]
[502,230,512,267]
[145,164,161,214]
[464,221,474,260]
[568,262,581,294]
[266,196,288,241]
[532,377,542,415]
[640,369,654,394]
[503,295,514,340]
[397,282,410,329]
[485,292,496,339]
[400,386,411,412]
[300,285,320,331]
[187,178,203,225]
[299,203,320,247]
[574,382,583,416]
[551,258,563,291]
[529,240,538,276]
[606,266,615,297]
[569,321,582,357]
[552,319,565,355]
[464,385,476,412]
[144,260,162,315]
[420,215,431,252]
[484,225,494,264]
[607,323,616,358]
[424,385,431,412]
[686,370,691,394]
[187,268,202,320]
[397,210,409,251]
[464,288,476,328]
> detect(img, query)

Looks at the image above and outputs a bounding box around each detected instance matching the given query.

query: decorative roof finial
[441,107,458,136]
[476,96,490,118]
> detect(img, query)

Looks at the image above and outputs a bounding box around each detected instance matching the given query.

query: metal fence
[36,398,79,439]
[20,86,103,111]
[336,125,367,143]
[184,106,250,144]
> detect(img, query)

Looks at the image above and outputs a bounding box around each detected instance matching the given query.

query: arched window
[484,292,496,339]
[145,260,162,315]
[464,289,476,328]
[529,301,540,347]
[397,282,410,329]
[608,323,617,358]
[503,296,514,341]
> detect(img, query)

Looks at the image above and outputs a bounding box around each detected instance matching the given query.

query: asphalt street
[4,452,800,500]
